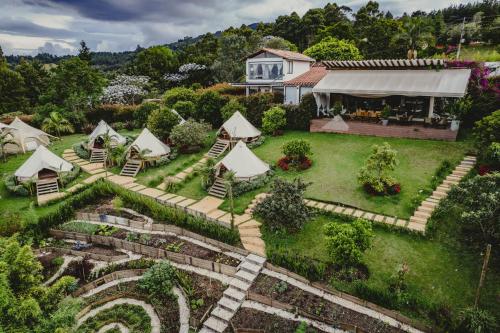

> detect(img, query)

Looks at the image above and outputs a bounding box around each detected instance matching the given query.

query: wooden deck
[310,119,458,141]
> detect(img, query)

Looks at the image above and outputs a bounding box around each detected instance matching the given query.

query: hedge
[86,104,140,124]
[36,180,240,245]
[233,171,273,197]
[73,142,90,159]
[266,247,327,281]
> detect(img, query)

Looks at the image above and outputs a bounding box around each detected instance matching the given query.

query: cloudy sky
[1,0,474,55]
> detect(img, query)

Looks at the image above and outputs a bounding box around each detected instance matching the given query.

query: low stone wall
[76,212,149,230]
[50,230,238,277]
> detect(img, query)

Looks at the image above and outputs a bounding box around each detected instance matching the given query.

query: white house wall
[283,61,310,81]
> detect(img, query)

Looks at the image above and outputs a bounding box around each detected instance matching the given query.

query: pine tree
[78,40,91,63]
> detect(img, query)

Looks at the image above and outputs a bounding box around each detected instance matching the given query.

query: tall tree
[135,45,177,90]
[0,65,28,114]
[301,8,326,48]
[78,40,92,63]
[15,59,48,107]
[211,34,247,83]
[393,17,434,59]
[272,12,303,50]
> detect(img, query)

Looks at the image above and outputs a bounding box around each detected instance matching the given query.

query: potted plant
[446,97,472,131]
[332,101,343,117]
[381,105,391,126]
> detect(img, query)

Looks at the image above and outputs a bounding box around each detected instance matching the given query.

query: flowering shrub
[277,156,312,171]
[100,75,149,105]
[164,63,207,84]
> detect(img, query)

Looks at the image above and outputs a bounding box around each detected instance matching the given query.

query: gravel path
[262,269,424,333]
[80,275,190,333]
[242,300,347,333]
[97,322,130,333]
[77,298,161,333]
[43,255,81,286]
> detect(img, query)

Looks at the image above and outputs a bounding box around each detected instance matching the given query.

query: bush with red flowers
[278,139,313,171]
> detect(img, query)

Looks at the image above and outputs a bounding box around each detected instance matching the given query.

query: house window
[288,61,293,74]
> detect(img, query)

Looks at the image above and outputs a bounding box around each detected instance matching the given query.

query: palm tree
[110,144,127,167]
[41,112,74,137]
[133,147,152,172]
[393,17,434,59]
[101,130,113,176]
[223,171,236,230]
[0,132,19,162]
[200,157,216,189]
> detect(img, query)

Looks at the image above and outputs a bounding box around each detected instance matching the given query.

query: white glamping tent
[217,111,261,143]
[88,120,127,149]
[15,145,73,182]
[209,141,270,198]
[121,128,170,177]
[215,141,269,180]
[4,117,54,153]
[208,111,261,158]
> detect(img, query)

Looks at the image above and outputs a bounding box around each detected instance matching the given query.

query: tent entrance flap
[312,69,471,98]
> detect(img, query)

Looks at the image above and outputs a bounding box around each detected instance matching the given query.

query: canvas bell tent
[215,141,269,180]
[208,111,261,158]
[3,117,54,154]
[87,120,127,149]
[15,145,73,182]
[121,128,171,177]
[217,111,261,143]
[208,140,270,198]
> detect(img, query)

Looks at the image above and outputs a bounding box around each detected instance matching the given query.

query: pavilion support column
[428,96,435,118]
[245,86,250,96]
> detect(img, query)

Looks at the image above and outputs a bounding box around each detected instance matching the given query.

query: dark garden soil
[111,230,240,267]
[78,198,148,223]
[38,251,63,278]
[251,275,403,333]
[84,281,180,333]
[63,259,95,286]
[187,272,225,323]
[228,308,324,333]
[77,244,124,256]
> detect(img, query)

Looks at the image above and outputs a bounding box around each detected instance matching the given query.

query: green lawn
[185,131,470,218]
[0,130,138,221]
[263,214,500,323]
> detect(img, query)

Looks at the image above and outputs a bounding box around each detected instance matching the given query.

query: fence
[50,229,238,277]
[74,268,146,297]
[247,291,366,333]
[39,246,129,262]
[75,212,250,256]
[263,264,431,333]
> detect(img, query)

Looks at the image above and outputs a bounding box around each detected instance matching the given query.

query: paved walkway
[408,155,476,232]
[43,254,81,286]
[97,323,129,333]
[199,254,266,333]
[158,156,209,187]
[244,155,475,234]
[76,297,161,333]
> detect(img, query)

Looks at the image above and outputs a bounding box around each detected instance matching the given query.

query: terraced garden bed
[251,274,401,333]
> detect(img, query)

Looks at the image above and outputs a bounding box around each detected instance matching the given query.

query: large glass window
[248,62,283,80]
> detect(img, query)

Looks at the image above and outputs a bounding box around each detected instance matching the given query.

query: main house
[234,48,315,96]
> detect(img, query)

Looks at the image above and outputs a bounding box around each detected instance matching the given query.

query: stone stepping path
[42,254,80,286]
[97,323,129,333]
[408,155,476,232]
[246,193,409,232]
[199,254,266,333]
[158,156,209,188]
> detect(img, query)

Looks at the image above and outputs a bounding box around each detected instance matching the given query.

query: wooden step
[37,179,59,195]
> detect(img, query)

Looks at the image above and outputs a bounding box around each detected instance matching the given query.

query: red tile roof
[246,48,315,62]
[283,64,327,87]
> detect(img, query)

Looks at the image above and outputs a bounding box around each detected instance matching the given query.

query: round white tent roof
[216,141,269,179]
[15,145,73,180]
[7,117,54,153]
[0,122,14,131]
[218,111,261,139]
[88,120,127,146]
[127,128,171,158]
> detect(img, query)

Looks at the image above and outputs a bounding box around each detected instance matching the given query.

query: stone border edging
[42,245,129,262]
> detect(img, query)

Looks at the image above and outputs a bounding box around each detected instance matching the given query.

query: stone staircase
[208,177,227,198]
[199,254,266,333]
[36,178,59,196]
[90,149,107,163]
[408,155,476,231]
[120,159,142,177]
[207,139,229,158]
